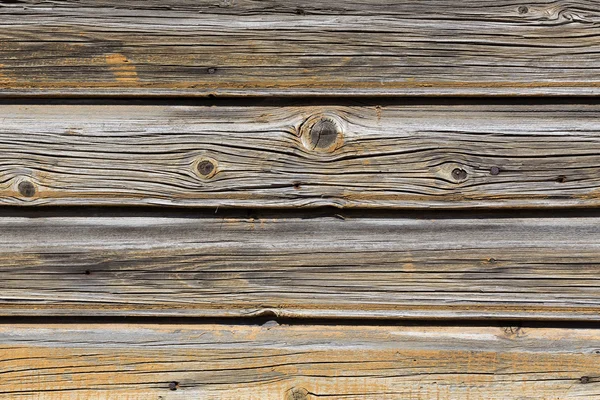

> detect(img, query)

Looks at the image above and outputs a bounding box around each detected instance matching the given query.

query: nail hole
[580,376,591,384]
[84,270,91,275]
[168,381,179,391]
[18,181,36,197]
[518,5,529,14]
[293,182,301,189]
[452,168,468,181]
[490,166,501,176]
[556,175,567,183]
[295,8,306,15]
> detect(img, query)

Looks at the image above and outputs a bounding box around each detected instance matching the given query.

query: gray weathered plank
[1,1,600,96]
[3,103,600,208]
[2,211,600,320]
[0,323,598,399]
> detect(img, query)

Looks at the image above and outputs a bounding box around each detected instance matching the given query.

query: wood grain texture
[1,0,600,96]
[1,323,599,399]
[2,211,600,320]
[4,103,600,208]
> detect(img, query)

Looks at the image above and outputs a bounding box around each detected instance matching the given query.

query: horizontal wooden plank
[2,211,600,320]
[1,323,599,399]
[1,1,600,96]
[3,103,600,208]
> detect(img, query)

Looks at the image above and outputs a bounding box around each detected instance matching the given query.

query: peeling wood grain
[1,212,600,319]
[0,323,599,399]
[0,1,600,96]
[2,103,600,208]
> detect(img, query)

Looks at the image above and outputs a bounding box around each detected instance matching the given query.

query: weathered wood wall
[1,0,599,398]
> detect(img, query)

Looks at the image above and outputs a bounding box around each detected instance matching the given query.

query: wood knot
[518,5,529,14]
[300,115,343,153]
[452,168,468,182]
[18,180,36,197]
[503,326,523,337]
[580,376,591,384]
[195,157,218,179]
[286,387,309,400]
[207,67,217,74]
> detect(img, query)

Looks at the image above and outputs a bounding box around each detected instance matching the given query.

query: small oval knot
[452,168,468,181]
[301,115,343,153]
[18,180,36,197]
[286,387,309,400]
[195,157,218,179]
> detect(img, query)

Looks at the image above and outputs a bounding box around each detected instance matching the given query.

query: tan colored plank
[0,1,600,96]
[0,323,598,399]
[1,211,600,320]
[2,103,600,208]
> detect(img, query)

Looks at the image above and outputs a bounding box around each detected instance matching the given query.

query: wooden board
[1,1,600,96]
[1,323,599,399]
[3,210,600,320]
[4,103,600,208]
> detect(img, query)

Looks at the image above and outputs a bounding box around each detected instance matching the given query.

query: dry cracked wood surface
[0,0,599,96]
[0,323,598,399]
[3,102,600,208]
[2,1,600,398]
